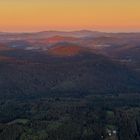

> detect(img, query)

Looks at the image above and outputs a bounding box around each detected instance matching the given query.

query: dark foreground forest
[0,94,140,140]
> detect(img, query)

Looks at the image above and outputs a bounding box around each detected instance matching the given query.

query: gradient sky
[0,0,140,32]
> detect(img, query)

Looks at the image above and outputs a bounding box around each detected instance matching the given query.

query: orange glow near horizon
[0,0,140,32]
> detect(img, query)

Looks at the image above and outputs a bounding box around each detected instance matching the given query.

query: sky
[0,0,140,32]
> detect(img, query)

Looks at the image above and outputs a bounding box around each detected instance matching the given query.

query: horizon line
[1,29,140,34]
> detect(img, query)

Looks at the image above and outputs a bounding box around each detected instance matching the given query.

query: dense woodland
[0,56,139,140]
[0,94,140,140]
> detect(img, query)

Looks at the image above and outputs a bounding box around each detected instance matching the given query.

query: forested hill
[0,48,139,99]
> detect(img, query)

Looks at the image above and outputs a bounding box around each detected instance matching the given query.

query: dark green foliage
[117,109,140,140]
[0,95,140,140]
[0,124,23,140]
